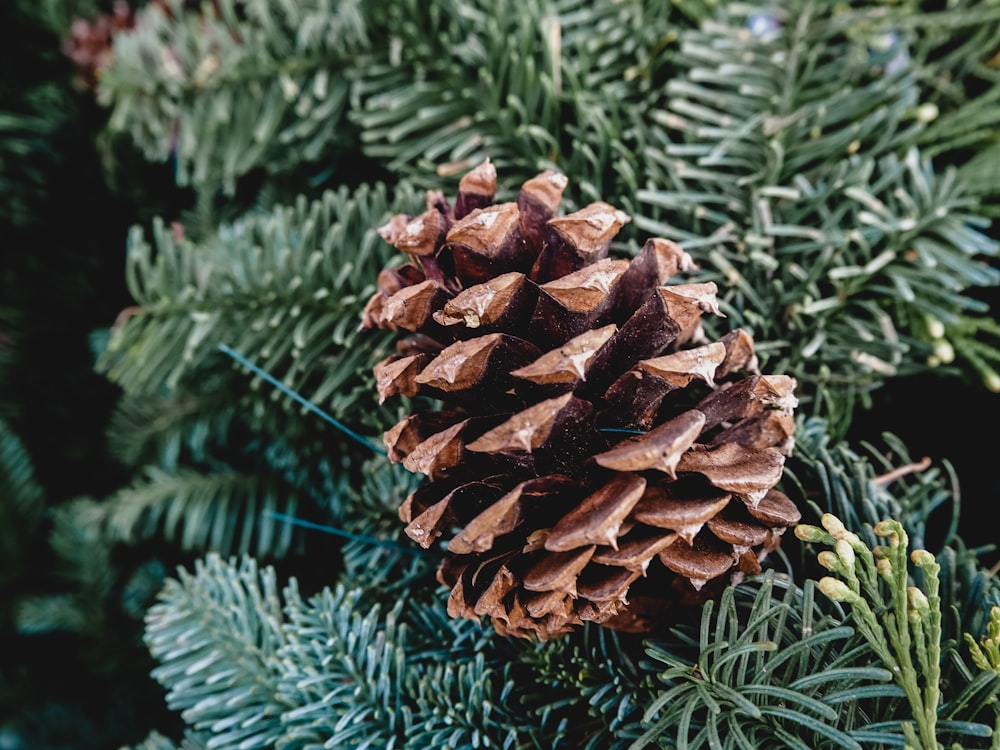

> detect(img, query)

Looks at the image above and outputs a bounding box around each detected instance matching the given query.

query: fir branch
[104,380,369,546]
[633,572,889,750]
[0,100,65,227]
[351,0,680,214]
[107,391,239,470]
[144,555,290,750]
[145,554,524,750]
[636,0,1000,435]
[98,0,370,192]
[904,0,1000,171]
[277,575,524,750]
[0,418,45,591]
[123,729,209,750]
[516,625,657,749]
[97,181,420,437]
[17,0,107,36]
[98,465,300,558]
[273,580,406,749]
[14,498,115,635]
[337,457,436,597]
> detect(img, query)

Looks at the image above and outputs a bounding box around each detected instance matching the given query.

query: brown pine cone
[361,160,800,640]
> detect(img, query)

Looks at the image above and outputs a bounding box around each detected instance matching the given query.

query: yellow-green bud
[933,340,955,364]
[817,550,841,572]
[916,102,939,123]
[836,539,856,568]
[819,577,858,603]
[910,549,938,575]
[876,557,893,581]
[910,549,933,565]
[821,514,846,536]
[873,520,903,547]
[984,370,1000,394]
[794,524,831,544]
[841,529,865,551]
[907,586,930,617]
[925,316,945,340]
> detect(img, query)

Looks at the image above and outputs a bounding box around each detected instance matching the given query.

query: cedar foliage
[2,0,1000,748]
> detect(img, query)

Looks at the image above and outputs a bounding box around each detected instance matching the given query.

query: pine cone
[361,160,800,640]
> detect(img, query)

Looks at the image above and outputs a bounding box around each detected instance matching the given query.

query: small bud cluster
[795,513,944,747]
[965,606,1000,674]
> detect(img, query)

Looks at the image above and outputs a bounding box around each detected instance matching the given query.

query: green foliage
[635,0,1000,434]
[0,418,45,610]
[785,418,1000,651]
[635,574,889,750]
[94,0,1000,439]
[907,1,1000,174]
[89,183,425,562]
[0,0,78,228]
[352,0,682,209]
[517,625,656,749]
[802,517,949,747]
[99,0,371,193]
[98,181,414,427]
[0,88,69,227]
[17,0,107,36]
[144,553,525,750]
[147,555,286,748]
[96,466,300,557]
[635,568,998,748]
[336,457,436,597]
[138,420,1000,749]
[9,0,999,747]
[125,730,192,750]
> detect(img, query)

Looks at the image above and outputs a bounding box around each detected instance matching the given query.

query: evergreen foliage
[92,183,424,563]
[634,0,1000,434]
[99,0,370,193]
[96,0,1000,434]
[0,419,45,615]
[143,553,524,750]
[0,2,77,228]
[4,0,1000,747]
[136,420,1000,749]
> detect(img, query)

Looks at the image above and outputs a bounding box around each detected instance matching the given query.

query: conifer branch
[0,419,45,589]
[106,391,238,470]
[794,514,999,748]
[144,553,525,750]
[140,416,1000,749]
[636,0,1000,434]
[98,0,371,192]
[351,0,682,211]
[98,465,301,558]
[97,182,420,436]
[14,498,116,635]
[144,555,290,749]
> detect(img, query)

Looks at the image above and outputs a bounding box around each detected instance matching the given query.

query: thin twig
[871,456,932,488]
